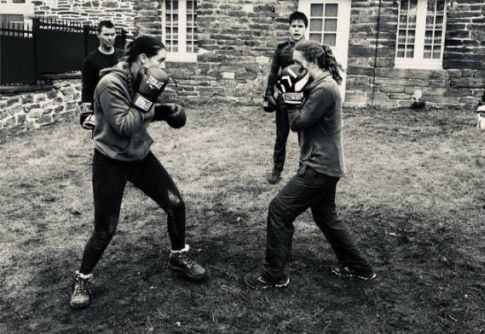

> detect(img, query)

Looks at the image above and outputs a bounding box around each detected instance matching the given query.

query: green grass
[0,106,484,334]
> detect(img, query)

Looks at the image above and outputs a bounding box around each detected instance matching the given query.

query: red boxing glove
[133,66,169,112]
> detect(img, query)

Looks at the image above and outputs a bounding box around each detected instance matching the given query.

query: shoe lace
[73,276,90,295]
[178,253,197,269]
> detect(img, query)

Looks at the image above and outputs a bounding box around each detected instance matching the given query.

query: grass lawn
[0,105,483,334]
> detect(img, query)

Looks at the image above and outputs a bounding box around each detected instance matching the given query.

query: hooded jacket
[92,62,155,161]
[287,71,346,177]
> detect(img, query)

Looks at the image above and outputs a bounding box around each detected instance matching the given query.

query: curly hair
[294,40,343,85]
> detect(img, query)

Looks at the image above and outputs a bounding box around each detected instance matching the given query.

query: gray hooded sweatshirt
[92,62,155,161]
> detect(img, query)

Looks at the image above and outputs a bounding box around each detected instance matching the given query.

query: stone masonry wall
[0,79,80,138]
[345,0,485,108]
[32,0,137,35]
[135,0,298,106]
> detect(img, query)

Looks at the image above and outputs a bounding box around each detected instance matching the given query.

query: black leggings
[79,150,186,274]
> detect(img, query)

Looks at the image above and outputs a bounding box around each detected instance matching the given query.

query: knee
[269,197,287,221]
[167,190,185,213]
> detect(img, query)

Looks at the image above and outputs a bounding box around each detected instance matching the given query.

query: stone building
[1,0,484,135]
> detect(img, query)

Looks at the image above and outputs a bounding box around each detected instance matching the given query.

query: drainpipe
[370,0,383,107]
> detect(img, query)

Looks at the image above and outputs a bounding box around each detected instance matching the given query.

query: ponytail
[294,40,343,85]
[317,45,343,85]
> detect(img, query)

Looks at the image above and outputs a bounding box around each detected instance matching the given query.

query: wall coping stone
[0,84,55,96]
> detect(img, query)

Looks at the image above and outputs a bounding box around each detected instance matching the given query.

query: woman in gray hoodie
[70,36,207,309]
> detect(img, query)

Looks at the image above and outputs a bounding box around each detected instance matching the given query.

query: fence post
[32,18,40,84]
[83,24,90,57]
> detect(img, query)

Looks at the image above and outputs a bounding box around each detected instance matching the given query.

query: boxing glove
[153,103,186,128]
[133,66,169,113]
[263,94,277,113]
[79,102,95,130]
[276,64,310,106]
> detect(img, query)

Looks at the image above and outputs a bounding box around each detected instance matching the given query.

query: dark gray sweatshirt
[288,71,346,177]
[92,62,155,161]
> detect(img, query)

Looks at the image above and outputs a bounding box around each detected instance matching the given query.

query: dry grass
[0,105,483,334]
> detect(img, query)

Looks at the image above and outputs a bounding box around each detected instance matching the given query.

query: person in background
[79,20,123,130]
[263,11,308,184]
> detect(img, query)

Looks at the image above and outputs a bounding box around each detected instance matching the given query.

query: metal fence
[0,18,127,85]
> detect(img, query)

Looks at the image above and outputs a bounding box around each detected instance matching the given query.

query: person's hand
[276,64,310,107]
[79,102,95,130]
[133,66,169,112]
[154,103,186,128]
[263,94,277,113]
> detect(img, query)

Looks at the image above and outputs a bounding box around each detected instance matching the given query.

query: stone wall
[0,79,80,138]
[7,0,485,112]
[32,0,137,34]
[135,0,298,106]
[345,0,485,108]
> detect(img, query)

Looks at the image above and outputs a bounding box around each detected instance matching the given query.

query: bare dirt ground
[0,105,484,333]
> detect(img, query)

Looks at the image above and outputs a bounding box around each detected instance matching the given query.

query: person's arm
[288,87,333,131]
[97,82,152,137]
[81,57,97,104]
[265,45,282,98]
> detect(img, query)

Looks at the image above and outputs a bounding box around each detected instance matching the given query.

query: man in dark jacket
[79,20,123,130]
[264,11,308,184]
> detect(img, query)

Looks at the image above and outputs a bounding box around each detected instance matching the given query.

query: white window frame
[395,0,447,70]
[161,0,197,63]
[0,0,35,27]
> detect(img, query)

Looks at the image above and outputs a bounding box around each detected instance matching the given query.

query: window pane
[325,4,338,17]
[422,0,445,60]
[310,19,323,31]
[432,46,441,59]
[323,33,336,46]
[324,19,337,32]
[0,14,24,26]
[310,4,324,17]
[309,33,322,43]
[396,0,418,59]
[424,45,432,59]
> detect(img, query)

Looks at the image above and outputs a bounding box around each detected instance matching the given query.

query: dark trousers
[273,97,290,172]
[262,166,373,281]
[79,150,186,274]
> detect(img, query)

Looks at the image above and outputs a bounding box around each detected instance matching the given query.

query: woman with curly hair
[245,40,376,289]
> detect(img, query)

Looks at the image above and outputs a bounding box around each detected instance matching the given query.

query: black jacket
[265,40,296,97]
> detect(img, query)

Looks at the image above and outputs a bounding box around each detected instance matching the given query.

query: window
[395,0,446,69]
[308,3,339,47]
[0,0,34,28]
[161,0,197,62]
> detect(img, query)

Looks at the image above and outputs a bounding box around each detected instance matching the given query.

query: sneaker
[70,271,93,309]
[331,266,377,281]
[244,273,290,289]
[267,169,281,184]
[169,250,208,282]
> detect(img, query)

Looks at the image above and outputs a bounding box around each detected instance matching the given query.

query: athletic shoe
[331,266,377,281]
[244,273,290,289]
[169,251,208,282]
[267,169,281,184]
[70,271,93,309]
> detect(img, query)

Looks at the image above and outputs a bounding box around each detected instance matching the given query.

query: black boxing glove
[263,94,277,113]
[153,103,186,128]
[133,66,169,112]
[276,64,310,107]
